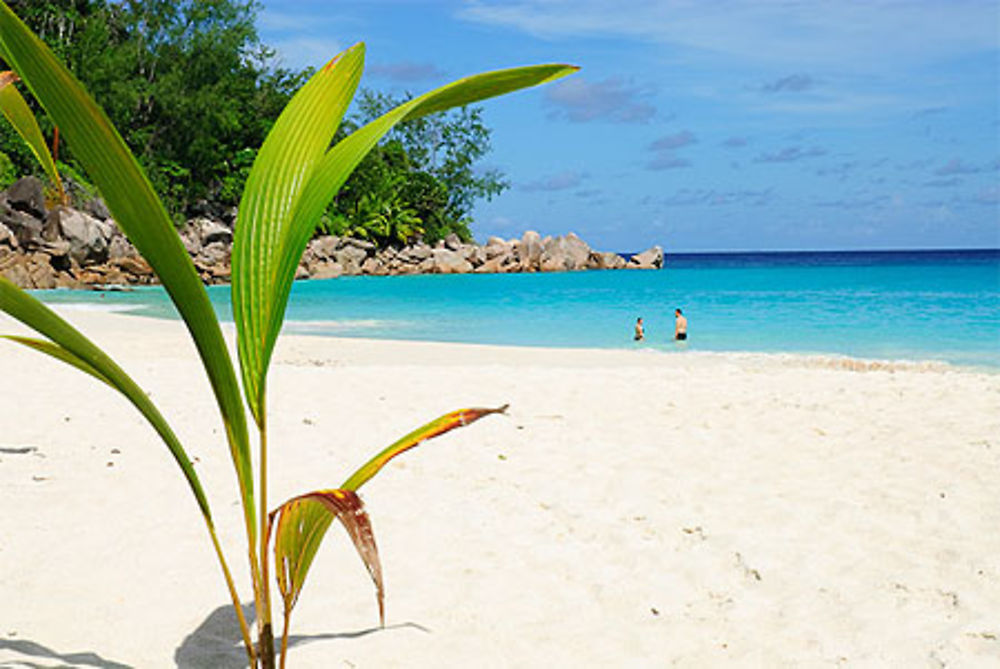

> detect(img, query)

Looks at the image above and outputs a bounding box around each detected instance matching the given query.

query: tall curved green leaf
[232,44,365,425]
[0,2,255,538]
[0,71,64,202]
[235,56,577,426]
[342,405,508,491]
[0,277,210,519]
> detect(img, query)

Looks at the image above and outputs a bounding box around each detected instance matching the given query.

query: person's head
[637,317,643,324]
[675,308,683,316]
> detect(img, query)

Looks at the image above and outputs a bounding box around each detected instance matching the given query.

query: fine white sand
[1,308,998,668]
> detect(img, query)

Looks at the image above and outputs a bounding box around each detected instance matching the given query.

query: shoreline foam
[12,300,999,374]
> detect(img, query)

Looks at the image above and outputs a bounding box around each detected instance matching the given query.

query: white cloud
[646,131,697,170]
[544,77,656,123]
[258,10,319,32]
[458,1,998,72]
[646,155,692,171]
[754,146,828,163]
[761,73,816,93]
[257,7,357,70]
[649,130,696,151]
[520,170,587,192]
[935,158,985,176]
[267,37,346,70]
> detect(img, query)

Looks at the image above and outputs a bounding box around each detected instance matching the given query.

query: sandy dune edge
[1,310,998,667]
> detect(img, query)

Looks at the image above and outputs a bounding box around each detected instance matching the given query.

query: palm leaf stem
[258,405,275,668]
[279,602,291,669]
[208,523,256,668]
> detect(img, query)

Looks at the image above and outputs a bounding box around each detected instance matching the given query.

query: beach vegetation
[319,140,427,245]
[0,148,17,188]
[0,3,575,667]
[0,1,515,245]
[2,0,305,216]
[0,68,64,202]
[327,89,508,244]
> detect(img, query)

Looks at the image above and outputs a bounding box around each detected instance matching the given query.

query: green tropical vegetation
[322,89,508,244]
[0,2,575,666]
[0,0,509,243]
[0,68,64,201]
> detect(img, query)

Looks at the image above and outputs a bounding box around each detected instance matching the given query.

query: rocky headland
[0,176,663,290]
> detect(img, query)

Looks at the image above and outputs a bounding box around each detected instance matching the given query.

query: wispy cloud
[923,177,962,188]
[722,136,748,149]
[258,10,327,32]
[896,159,934,172]
[368,61,446,83]
[543,77,656,123]
[761,73,816,93]
[480,215,523,238]
[815,161,860,179]
[266,37,345,69]
[815,194,891,209]
[973,185,1000,204]
[754,146,827,163]
[649,131,696,151]
[912,106,949,119]
[934,158,984,176]
[662,188,773,207]
[520,170,587,192]
[647,156,692,171]
[749,90,906,115]
[646,130,696,170]
[458,1,999,72]
[257,7,355,69]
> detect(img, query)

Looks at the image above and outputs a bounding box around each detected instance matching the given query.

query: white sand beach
[1,308,998,667]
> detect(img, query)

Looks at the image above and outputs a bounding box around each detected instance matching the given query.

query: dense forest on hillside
[0,0,506,244]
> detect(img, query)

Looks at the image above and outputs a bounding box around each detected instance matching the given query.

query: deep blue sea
[37,249,1000,369]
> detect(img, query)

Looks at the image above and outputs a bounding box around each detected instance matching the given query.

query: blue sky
[258,0,999,252]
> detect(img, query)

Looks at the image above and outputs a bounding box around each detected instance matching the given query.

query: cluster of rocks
[297,229,663,279]
[0,176,663,290]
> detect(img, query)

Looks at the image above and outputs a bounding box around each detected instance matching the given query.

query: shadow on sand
[173,603,429,668]
[0,637,132,668]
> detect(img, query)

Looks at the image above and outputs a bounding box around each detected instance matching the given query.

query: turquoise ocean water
[37,249,1000,369]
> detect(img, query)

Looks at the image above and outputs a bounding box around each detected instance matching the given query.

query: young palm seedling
[0,4,576,667]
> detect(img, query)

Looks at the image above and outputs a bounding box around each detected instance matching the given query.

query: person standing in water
[674,308,688,341]
[634,317,645,341]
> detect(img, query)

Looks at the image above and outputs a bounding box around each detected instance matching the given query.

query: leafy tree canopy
[353,89,508,223]
[1,0,506,244]
[322,90,508,245]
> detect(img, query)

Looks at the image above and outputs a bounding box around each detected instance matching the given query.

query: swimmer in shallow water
[634,317,644,341]
[674,308,687,341]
